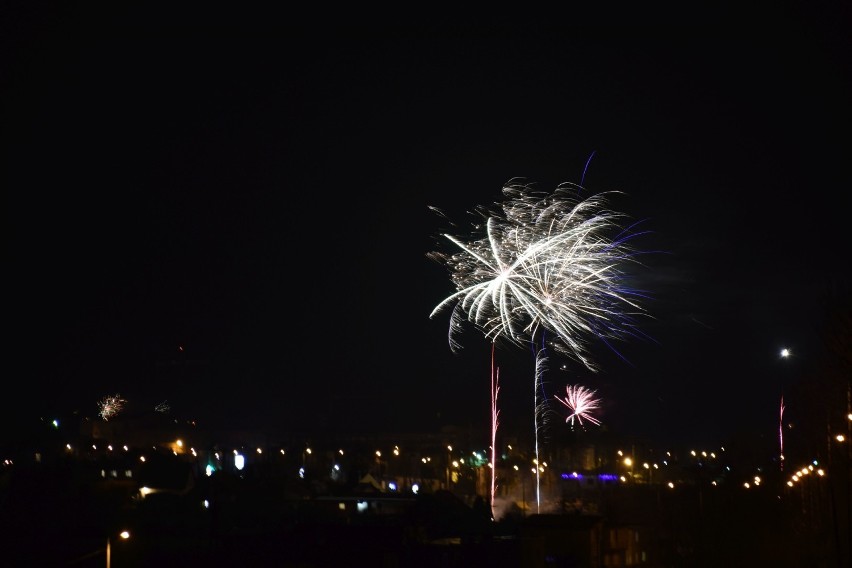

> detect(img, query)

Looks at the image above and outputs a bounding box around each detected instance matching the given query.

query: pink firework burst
[555,384,602,426]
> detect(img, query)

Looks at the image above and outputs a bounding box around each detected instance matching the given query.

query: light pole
[779,348,791,472]
[106,530,130,568]
[446,445,452,490]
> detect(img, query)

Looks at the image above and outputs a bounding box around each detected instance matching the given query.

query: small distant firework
[154,400,170,413]
[555,384,602,427]
[97,394,126,421]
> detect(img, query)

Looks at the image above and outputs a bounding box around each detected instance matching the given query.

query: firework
[429,177,651,512]
[555,384,602,427]
[429,180,650,369]
[98,394,126,421]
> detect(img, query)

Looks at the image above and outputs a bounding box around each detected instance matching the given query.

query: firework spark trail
[555,384,602,427]
[98,394,126,421]
[533,347,549,514]
[490,343,499,519]
[779,396,785,471]
[581,150,596,187]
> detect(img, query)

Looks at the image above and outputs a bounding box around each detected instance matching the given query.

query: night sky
[4,15,851,448]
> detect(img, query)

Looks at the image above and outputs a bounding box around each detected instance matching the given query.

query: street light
[779,347,791,472]
[106,530,130,568]
[446,445,452,490]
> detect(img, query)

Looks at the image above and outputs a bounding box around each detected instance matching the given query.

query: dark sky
[4,15,851,447]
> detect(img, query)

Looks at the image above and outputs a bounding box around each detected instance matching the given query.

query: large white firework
[429,179,650,371]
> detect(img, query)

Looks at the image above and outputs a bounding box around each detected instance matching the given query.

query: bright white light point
[206,465,214,477]
[119,531,130,539]
[234,453,245,471]
[780,348,790,358]
[667,482,674,489]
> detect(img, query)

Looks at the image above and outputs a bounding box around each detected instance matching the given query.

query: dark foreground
[1,462,848,567]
